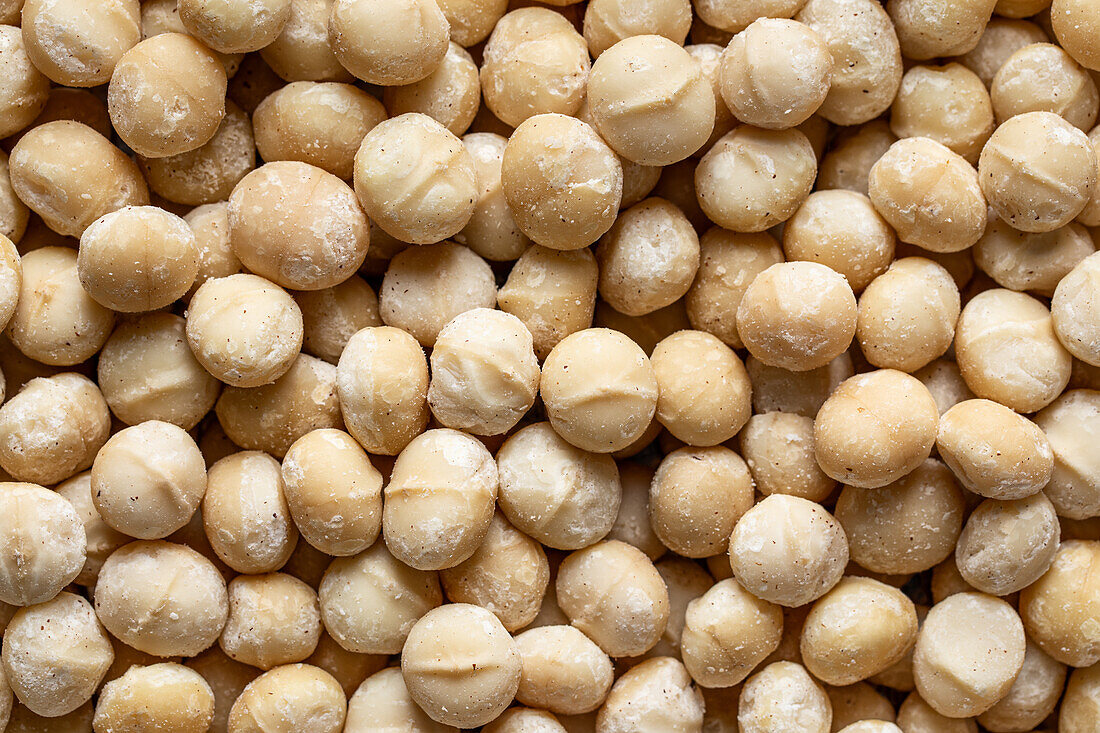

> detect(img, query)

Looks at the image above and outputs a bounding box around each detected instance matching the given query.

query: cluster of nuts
[0,0,1098,731]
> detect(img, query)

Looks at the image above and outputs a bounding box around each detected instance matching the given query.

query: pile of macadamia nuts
[0,0,1099,731]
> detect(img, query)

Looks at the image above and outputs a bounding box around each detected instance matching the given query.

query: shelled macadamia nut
[960,18,1049,87]
[2,592,112,718]
[219,573,321,670]
[0,25,50,139]
[435,0,506,47]
[457,133,530,261]
[827,683,896,730]
[228,664,345,733]
[502,115,623,251]
[95,540,229,658]
[7,247,114,366]
[695,126,817,233]
[383,428,498,571]
[345,666,457,733]
[383,42,479,136]
[0,373,111,486]
[974,218,1095,297]
[21,0,140,87]
[513,625,613,714]
[747,353,854,418]
[178,0,291,54]
[440,513,548,632]
[818,122,898,196]
[540,329,658,454]
[306,630,386,698]
[740,412,836,502]
[868,137,987,253]
[1019,540,1100,667]
[597,657,704,732]
[378,242,497,346]
[978,640,1066,733]
[729,495,848,607]
[887,0,996,60]
[336,326,430,456]
[329,0,447,85]
[186,273,304,388]
[651,557,713,660]
[184,202,241,296]
[991,43,1098,131]
[836,459,965,575]
[0,483,85,606]
[891,64,994,163]
[979,111,1097,233]
[108,34,227,158]
[402,603,521,728]
[606,462,663,559]
[295,277,382,365]
[1052,251,1100,366]
[55,473,128,587]
[0,156,28,245]
[896,692,978,732]
[954,289,1073,413]
[93,663,214,733]
[1033,389,1100,519]
[584,0,690,57]
[1061,663,1100,733]
[738,661,831,733]
[8,121,148,238]
[480,9,589,127]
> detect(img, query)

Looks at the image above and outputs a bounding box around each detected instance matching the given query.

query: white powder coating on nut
[93,662,214,733]
[513,625,613,714]
[228,663,345,733]
[219,573,322,670]
[0,482,86,607]
[738,661,832,733]
[596,657,704,733]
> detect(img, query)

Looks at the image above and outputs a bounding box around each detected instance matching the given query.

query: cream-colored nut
[319,541,441,655]
[979,111,1097,233]
[936,399,1053,500]
[440,513,549,632]
[584,0,690,57]
[650,446,753,558]
[345,667,457,733]
[954,289,1072,413]
[728,495,848,607]
[914,593,1025,718]
[836,723,901,733]
[914,358,976,415]
[21,0,140,87]
[0,373,111,486]
[179,0,291,54]
[228,664,345,733]
[740,412,836,503]
[435,0,505,46]
[0,25,49,138]
[651,557,713,659]
[588,35,714,166]
[185,202,242,297]
[496,422,621,551]
[140,0,244,76]
[253,82,384,181]
[480,9,589,127]
[295,276,381,365]
[383,428,497,571]
[540,328,658,454]
[383,42,479,136]
[0,154,29,245]
[836,459,965,575]
[814,369,940,488]
[186,273,304,388]
[215,353,341,458]
[514,625,613,714]
[7,247,114,366]
[108,34,227,158]
[1053,0,1100,72]
[354,114,476,244]
[91,420,206,540]
[827,683,897,730]
[891,64,994,163]
[887,0,996,59]
[94,663,214,733]
[975,218,1094,297]
[98,312,221,430]
[736,261,856,372]
[747,352,854,419]
[7,121,147,238]
[329,0,448,85]
[2,593,112,717]
[336,326,429,455]
[782,190,896,293]
[977,640,1065,732]
[401,603,521,728]
[229,161,369,291]
[428,308,539,435]
[959,18,1049,87]
[1061,663,1100,733]
[681,579,783,688]
[685,229,783,349]
[78,205,198,312]
[95,540,229,657]
[795,0,902,125]
[801,577,918,686]
[9,84,114,150]
[607,462,663,560]
[502,114,623,251]
[896,692,978,733]
[1019,539,1100,667]
[738,661,831,733]
[992,43,1098,131]
[719,19,831,130]
[484,708,566,733]
[597,657,704,733]
[1053,251,1100,366]
[695,126,817,233]
[258,0,350,81]
[1033,389,1100,519]
[556,540,669,657]
[856,258,960,372]
[694,0,804,33]
[281,428,381,557]
[457,132,530,262]
[307,630,387,698]
[868,137,987,253]
[596,199,700,316]
[817,121,898,197]
[55,473,128,587]
[219,573,321,670]
[203,451,298,574]
[593,300,692,357]
[378,241,496,346]
[0,483,84,606]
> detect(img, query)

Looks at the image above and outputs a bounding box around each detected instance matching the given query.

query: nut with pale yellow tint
[55,473,128,587]
[1053,0,1100,72]
[1061,663,1100,733]
[328,0,448,86]
[738,661,831,733]
[228,664,345,733]
[886,0,996,60]
[0,25,49,139]
[94,540,229,658]
[401,603,521,728]
[345,667,458,733]
[1052,251,1100,367]
[295,276,382,365]
[383,42,480,136]
[584,0,690,57]
[540,328,657,454]
[219,573,322,670]
[1033,390,1100,520]
[179,0,292,54]
[959,18,1048,87]
[956,493,1059,596]
[458,132,530,262]
[740,412,836,503]
[973,218,1094,297]
[975,638,1064,732]
[21,0,141,87]
[502,114,623,251]
[93,663,214,733]
[814,369,939,489]
[1019,539,1100,667]
[0,483,84,606]
[513,625,613,714]
[260,0,351,82]
[890,63,994,163]
[108,34,227,159]
[435,0,505,47]
[991,43,1098,131]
